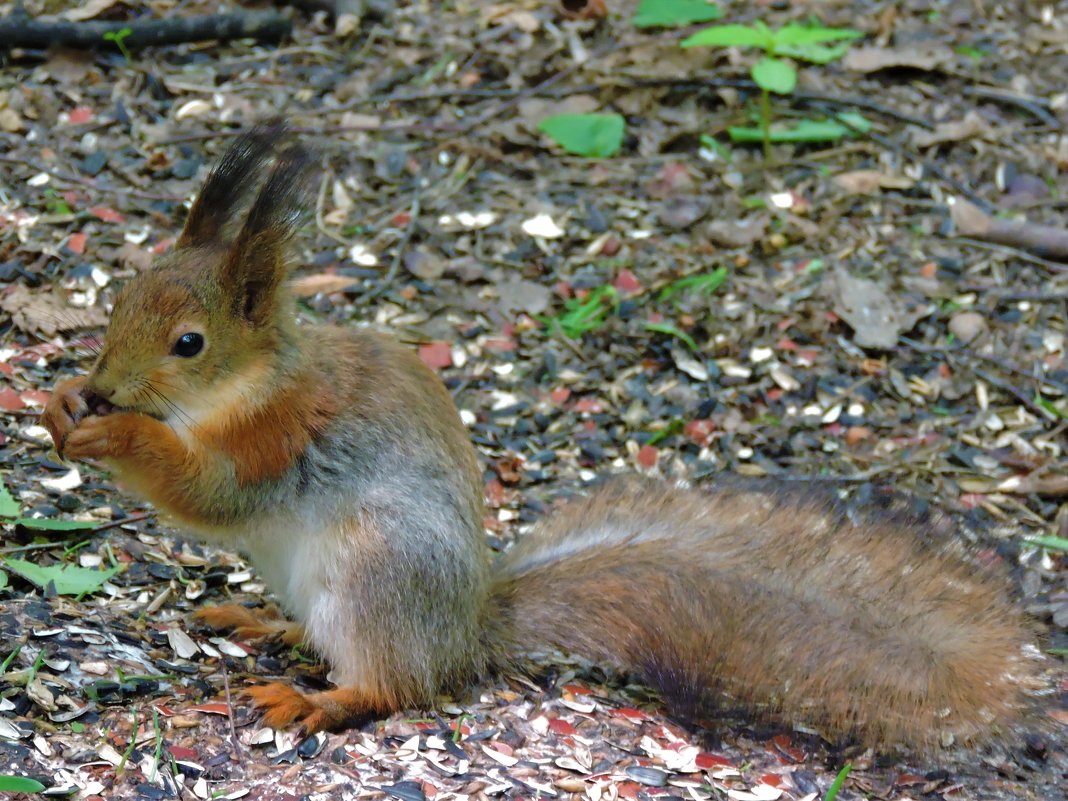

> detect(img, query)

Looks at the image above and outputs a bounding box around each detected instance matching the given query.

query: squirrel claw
[194,604,305,646]
[243,682,314,730]
[41,376,90,459]
[243,682,376,733]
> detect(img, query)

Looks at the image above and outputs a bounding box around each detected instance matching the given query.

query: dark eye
[173,332,205,358]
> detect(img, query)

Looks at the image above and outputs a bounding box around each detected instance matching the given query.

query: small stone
[846,426,872,446]
[625,766,667,786]
[949,311,987,343]
[403,247,446,280]
[656,197,709,230]
[171,158,201,180]
[79,152,108,176]
[0,108,23,132]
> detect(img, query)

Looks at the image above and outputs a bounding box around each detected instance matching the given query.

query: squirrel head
[85,124,315,417]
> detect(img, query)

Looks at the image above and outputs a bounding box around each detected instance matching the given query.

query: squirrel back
[41,124,1036,749]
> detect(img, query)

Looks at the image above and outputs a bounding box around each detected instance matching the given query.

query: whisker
[28,310,104,358]
[145,382,199,434]
[138,385,177,437]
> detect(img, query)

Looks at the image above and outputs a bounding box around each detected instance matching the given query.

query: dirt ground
[0,0,1066,799]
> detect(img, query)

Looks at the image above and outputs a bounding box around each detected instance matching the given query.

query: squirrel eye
[173,332,205,358]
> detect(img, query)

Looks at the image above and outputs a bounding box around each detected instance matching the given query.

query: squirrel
[40,124,1035,748]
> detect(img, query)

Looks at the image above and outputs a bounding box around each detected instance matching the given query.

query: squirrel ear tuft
[176,120,286,249]
[223,144,317,325]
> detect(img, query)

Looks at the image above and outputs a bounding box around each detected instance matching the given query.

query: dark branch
[0,10,291,52]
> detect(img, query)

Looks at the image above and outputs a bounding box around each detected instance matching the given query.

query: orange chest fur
[200,383,337,485]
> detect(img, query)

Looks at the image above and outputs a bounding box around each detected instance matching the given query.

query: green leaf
[774,41,853,64]
[729,114,870,144]
[0,775,47,793]
[1034,394,1068,419]
[0,482,19,518]
[5,558,119,596]
[1026,535,1068,552]
[660,267,729,301]
[15,518,97,531]
[751,57,796,94]
[681,23,771,50]
[537,113,624,158]
[835,112,872,133]
[633,0,721,28]
[541,286,620,338]
[771,23,863,46]
[698,134,731,161]
[646,418,684,445]
[0,570,6,591]
[644,322,699,352]
[824,764,852,801]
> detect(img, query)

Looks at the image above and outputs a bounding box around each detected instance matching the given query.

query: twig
[953,236,1068,273]
[972,366,1054,421]
[0,10,291,52]
[93,512,154,533]
[0,512,154,554]
[959,287,1068,302]
[962,86,1060,128]
[900,335,1068,396]
[378,189,421,296]
[0,155,184,202]
[314,170,354,248]
[158,118,421,145]
[804,102,993,213]
[450,33,668,135]
[779,464,903,482]
[950,197,1068,263]
[220,659,246,762]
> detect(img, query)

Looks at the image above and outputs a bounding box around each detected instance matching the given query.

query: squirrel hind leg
[243,682,383,733]
[193,603,306,646]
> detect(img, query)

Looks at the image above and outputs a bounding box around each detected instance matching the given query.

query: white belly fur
[236,512,363,679]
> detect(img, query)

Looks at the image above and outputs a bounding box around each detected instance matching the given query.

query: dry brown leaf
[827,267,929,349]
[560,0,607,20]
[705,215,769,248]
[43,48,95,85]
[289,274,361,298]
[0,285,107,336]
[481,3,541,32]
[59,0,127,22]
[518,94,599,133]
[911,111,985,148]
[843,44,954,73]
[115,242,154,272]
[833,170,914,194]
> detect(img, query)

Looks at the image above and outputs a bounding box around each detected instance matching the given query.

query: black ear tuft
[239,144,317,244]
[222,143,318,325]
[176,120,287,249]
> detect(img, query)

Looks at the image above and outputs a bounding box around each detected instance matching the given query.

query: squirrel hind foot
[193,603,305,646]
[243,682,378,733]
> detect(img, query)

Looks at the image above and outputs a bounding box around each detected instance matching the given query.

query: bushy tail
[486,477,1034,748]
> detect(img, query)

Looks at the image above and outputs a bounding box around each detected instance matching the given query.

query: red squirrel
[40,124,1034,747]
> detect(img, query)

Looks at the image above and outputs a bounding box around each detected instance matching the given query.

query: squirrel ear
[176,121,284,249]
[223,144,316,325]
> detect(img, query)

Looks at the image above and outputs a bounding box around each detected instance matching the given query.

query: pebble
[949,311,987,343]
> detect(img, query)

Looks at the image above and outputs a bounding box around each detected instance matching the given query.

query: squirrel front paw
[63,412,141,461]
[41,376,90,458]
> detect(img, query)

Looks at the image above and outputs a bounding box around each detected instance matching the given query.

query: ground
[0,0,1066,799]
